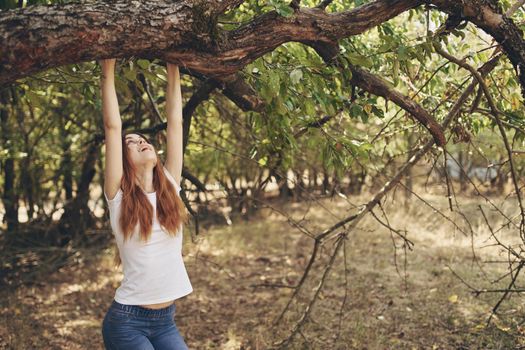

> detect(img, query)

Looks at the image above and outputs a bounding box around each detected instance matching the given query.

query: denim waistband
[111,300,175,318]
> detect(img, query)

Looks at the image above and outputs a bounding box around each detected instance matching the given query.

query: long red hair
[113,132,189,267]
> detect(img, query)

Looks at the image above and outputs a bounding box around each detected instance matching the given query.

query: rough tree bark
[2,0,523,85]
[0,0,421,84]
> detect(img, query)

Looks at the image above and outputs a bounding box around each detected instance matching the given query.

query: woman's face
[124,133,157,168]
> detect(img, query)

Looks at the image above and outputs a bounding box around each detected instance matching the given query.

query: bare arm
[164,63,184,185]
[100,59,123,200]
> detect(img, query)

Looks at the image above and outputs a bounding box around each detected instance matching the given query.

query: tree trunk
[59,122,73,201]
[55,141,99,244]
[322,168,330,194]
[0,88,18,231]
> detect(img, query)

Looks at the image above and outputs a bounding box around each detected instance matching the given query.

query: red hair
[113,132,189,267]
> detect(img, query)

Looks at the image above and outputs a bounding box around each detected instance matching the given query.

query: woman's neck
[134,166,155,193]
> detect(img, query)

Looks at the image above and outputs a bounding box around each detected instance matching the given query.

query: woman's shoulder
[104,187,123,204]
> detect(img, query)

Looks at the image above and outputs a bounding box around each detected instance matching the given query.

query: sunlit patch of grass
[58,318,99,336]
[190,209,302,262]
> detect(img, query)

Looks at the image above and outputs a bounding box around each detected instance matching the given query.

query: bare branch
[272,238,321,326]
[316,55,501,245]
[434,42,525,241]
[272,233,346,349]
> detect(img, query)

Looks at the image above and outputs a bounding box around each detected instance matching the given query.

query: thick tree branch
[3,0,525,104]
[346,63,446,146]
[212,74,265,112]
[0,0,421,85]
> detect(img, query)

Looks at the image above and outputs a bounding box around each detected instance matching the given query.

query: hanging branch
[433,42,525,242]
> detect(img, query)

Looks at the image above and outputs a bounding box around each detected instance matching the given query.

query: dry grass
[1,191,524,349]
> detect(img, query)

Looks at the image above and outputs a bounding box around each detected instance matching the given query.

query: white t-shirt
[104,167,193,305]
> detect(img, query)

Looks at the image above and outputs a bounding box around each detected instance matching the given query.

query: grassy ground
[1,191,524,349]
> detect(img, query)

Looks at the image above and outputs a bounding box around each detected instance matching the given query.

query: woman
[99,58,192,350]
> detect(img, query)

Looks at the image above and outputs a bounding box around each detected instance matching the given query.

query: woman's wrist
[99,60,116,78]
[167,64,179,79]
[101,69,115,81]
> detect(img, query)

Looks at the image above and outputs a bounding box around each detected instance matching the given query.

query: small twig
[479,206,522,261]
[375,203,411,290]
[487,261,524,325]
[272,238,321,327]
[271,233,346,349]
[138,72,165,124]
[445,151,519,231]
[250,282,296,289]
[398,182,471,237]
[442,150,454,211]
[334,237,350,346]
[370,206,414,249]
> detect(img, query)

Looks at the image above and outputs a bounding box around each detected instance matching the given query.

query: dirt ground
[1,192,524,349]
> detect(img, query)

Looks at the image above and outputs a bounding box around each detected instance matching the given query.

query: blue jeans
[102,300,189,350]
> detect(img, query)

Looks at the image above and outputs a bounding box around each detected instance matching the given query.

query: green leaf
[137,59,150,70]
[124,68,137,82]
[451,29,466,39]
[346,52,373,68]
[397,45,409,61]
[290,69,303,84]
[305,99,316,117]
[393,57,399,86]
[349,104,363,119]
[272,1,294,17]
[268,71,280,93]
[371,106,385,118]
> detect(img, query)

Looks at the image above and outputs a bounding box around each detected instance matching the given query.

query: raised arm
[164,63,184,185]
[99,58,123,200]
